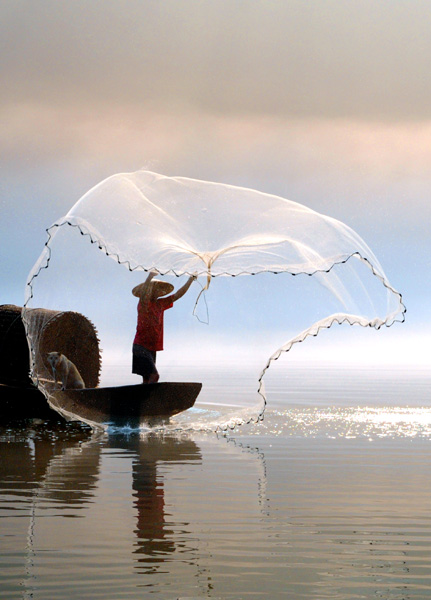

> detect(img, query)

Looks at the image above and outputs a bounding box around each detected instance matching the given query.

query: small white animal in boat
[47,352,85,390]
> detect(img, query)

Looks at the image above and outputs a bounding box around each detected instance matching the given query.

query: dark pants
[132,344,158,382]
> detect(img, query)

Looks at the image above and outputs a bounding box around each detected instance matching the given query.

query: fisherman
[132,270,196,383]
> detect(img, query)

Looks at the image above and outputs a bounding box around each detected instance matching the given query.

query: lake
[1,365,431,599]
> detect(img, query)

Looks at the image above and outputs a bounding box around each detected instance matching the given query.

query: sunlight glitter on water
[241,406,431,440]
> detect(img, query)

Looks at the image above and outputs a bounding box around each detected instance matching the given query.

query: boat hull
[0,382,201,427]
[0,383,58,421]
[48,382,202,427]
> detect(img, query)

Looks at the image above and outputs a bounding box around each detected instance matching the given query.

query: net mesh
[21,170,405,429]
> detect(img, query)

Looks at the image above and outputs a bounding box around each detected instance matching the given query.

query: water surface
[1,366,431,599]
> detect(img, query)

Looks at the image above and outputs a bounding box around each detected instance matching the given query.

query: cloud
[2,101,430,185]
[1,0,431,119]
[1,1,429,334]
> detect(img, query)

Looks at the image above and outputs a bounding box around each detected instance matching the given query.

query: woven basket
[0,305,101,389]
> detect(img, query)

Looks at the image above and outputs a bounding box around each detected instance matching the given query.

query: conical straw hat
[132,280,174,298]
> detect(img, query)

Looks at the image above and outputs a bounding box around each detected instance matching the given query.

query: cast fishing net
[22,170,405,429]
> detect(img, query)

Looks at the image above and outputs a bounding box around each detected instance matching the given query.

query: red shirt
[133,296,173,351]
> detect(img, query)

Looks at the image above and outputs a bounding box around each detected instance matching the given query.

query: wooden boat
[0,305,201,426]
[48,382,202,428]
[0,381,201,427]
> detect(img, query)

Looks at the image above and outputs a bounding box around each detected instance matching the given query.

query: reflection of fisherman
[132,270,196,383]
[123,434,202,571]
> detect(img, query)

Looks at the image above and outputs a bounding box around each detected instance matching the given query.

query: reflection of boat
[48,382,202,427]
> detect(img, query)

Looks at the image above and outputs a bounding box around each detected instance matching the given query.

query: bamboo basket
[0,305,101,389]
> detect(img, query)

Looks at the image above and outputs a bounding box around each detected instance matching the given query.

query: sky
[1,0,430,368]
